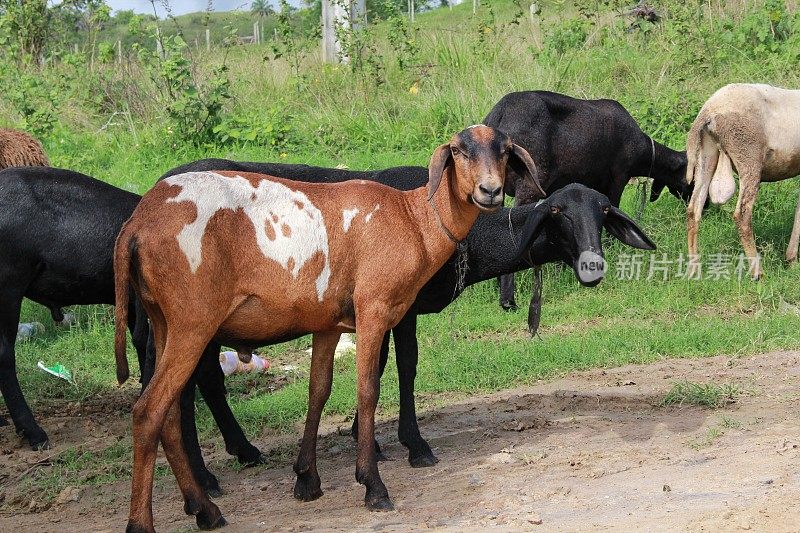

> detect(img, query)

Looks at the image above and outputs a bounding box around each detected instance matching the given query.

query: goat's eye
[451,146,462,157]
[603,206,610,214]
[550,206,561,214]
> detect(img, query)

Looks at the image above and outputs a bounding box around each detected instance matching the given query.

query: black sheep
[483,90,688,310]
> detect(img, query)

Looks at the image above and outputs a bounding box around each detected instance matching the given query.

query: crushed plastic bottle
[17,322,45,340]
[219,351,270,376]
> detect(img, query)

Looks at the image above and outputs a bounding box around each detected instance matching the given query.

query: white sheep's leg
[786,190,800,263]
[733,171,763,279]
[686,147,717,278]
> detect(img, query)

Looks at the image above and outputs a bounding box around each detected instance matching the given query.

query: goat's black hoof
[125,521,155,533]
[409,451,439,468]
[0,415,8,426]
[500,301,518,312]
[31,438,50,451]
[293,476,323,502]
[366,495,394,512]
[197,470,223,498]
[196,510,227,530]
[239,452,268,467]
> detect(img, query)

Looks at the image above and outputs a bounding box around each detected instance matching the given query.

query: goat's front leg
[351,331,391,462]
[786,190,800,263]
[294,332,339,502]
[353,319,393,511]
[394,313,437,468]
[733,174,762,279]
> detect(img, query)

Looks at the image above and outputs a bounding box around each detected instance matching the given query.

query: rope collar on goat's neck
[427,194,469,297]
[428,194,463,248]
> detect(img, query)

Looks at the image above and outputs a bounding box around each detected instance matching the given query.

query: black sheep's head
[515,184,656,287]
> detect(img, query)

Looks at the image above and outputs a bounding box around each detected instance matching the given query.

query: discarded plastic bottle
[219,351,270,376]
[17,322,45,340]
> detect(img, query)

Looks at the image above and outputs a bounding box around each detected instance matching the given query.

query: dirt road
[1,351,799,532]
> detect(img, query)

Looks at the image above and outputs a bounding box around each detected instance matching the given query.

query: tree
[0,0,51,62]
[251,0,274,19]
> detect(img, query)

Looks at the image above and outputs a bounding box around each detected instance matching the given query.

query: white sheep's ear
[428,143,453,201]
[508,143,545,199]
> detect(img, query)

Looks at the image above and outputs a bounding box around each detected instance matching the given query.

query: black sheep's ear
[605,206,657,250]
[514,205,549,261]
[428,143,453,201]
[649,181,666,202]
[508,144,546,200]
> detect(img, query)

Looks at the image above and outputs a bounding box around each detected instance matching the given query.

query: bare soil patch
[1,351,799,532]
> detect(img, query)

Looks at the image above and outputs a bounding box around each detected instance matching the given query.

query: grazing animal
[0,167,265,483]
[483,90,689,311]
[0,128,49,169]
[686,83,800,279]
[351,183,656,466]
[0,167,144,449]
[114,126,542,531]
[155,161,654,478]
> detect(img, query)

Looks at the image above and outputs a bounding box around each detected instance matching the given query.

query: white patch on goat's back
[342,208,359,232]
[164,171,331,301]
[467,124,486,129]
[365,204,380,223]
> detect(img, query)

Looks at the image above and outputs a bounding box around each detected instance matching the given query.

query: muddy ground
[1,351,799,532]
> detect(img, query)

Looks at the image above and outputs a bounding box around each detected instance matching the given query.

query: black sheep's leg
[141,328,156,391]
[394,314,437,467]
[0,291,48,450]
[352,331,391,462]
[196,342,266,466]
[499,274,517,311]
[129,297,149,387]
[180,369,223,497]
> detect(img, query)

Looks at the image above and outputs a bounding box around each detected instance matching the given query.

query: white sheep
[686,83,800,279]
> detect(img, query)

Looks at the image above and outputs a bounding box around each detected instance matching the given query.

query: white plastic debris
[304,333,356,359]
[17,322,45,340]
[219,351,270,376]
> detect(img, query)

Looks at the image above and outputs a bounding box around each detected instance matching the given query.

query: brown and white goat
[686,83,800,279]
[113,125,543,532]
[0,128,49,169]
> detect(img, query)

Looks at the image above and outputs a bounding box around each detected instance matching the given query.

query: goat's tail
[113,223,134,385]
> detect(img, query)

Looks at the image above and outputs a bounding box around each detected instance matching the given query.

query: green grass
[661,381,741,408]
[3,0,800,507]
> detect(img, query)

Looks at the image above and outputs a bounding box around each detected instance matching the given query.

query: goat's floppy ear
[605,206,657,250]
[428,143,453,201]
[508,144,546,199]
[514,205,549,262]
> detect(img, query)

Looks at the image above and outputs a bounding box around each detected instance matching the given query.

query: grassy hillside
[3,0,800,504]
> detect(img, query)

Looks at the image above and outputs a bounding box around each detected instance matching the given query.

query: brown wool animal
[114,125,544,533]
[0,128,49,169]
[686,83,800,279]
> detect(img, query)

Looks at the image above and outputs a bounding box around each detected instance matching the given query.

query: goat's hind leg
[294,332,339,502]
[686,144,717,278]
[162,398,226,530]
[127,325,223,533]
[394,314,437,468]
[0,286,48,450]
